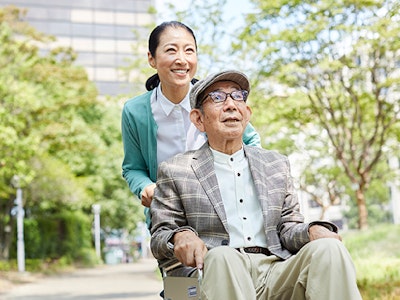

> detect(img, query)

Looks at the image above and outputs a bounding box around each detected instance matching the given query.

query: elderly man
[150,70,361,299]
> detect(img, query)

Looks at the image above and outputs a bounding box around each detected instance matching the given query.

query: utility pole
[12,175,25,272]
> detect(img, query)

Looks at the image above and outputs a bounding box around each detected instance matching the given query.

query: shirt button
[237,173,241,176]
[239,199,243,203]
[243,217,247,220]
[230,157,234,161]
[247,237,251,241]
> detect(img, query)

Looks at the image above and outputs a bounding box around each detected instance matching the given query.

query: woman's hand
[141,183,156,207]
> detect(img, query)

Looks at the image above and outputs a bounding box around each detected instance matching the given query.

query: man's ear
[244,106,252,124]
[190,109,206,132]
[148,52,156,68]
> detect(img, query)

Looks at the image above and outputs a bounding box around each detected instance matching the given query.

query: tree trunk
[0,228,12,260]
[356,188,368,230]
[319,205,328,220]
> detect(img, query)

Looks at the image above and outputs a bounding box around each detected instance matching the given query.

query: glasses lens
[230,90,244,100]
[209,91,226,103]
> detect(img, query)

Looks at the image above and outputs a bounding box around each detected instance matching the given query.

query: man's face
[191,80,252,146]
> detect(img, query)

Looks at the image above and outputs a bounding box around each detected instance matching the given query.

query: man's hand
[309,225,342,241]
[173,230,208,270]
[141,183,156,207]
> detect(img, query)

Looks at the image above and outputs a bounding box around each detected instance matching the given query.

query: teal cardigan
[121,90,261,226]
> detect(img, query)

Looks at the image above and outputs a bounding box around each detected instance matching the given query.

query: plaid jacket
[150,143,332,273]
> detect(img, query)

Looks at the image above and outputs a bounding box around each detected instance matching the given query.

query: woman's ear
[190,109,206,132]
[148,52,156,69]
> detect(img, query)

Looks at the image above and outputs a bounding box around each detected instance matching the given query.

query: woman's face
[148,27,197,90]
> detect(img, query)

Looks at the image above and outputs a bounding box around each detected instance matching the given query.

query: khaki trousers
[193,238,362,300]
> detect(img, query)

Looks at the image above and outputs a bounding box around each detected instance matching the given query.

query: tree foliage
[142,0,399,229]
[236,0,400,229]
[155,0,247,77]
[0,6,141,261]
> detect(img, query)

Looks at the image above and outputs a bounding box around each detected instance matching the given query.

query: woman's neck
[161,84,190,104]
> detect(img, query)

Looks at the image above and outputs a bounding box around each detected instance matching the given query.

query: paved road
[1,258,163,300]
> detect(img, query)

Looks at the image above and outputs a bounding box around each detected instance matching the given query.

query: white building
[0,0,155,96]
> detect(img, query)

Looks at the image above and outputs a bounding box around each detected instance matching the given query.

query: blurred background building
[0,0,155,96]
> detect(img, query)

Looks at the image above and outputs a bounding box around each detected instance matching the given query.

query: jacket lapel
[245,146,271,222]
[191,144,229,232]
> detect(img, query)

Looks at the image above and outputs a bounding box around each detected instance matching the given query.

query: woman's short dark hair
[145,21,197,91]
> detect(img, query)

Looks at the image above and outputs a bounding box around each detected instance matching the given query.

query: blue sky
[155,0,254,25]
[154,0,255,73]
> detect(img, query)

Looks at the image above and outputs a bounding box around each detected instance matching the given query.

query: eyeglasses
[201,90,249,106]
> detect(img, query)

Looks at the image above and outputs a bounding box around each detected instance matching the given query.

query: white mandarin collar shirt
[210,147,268,248]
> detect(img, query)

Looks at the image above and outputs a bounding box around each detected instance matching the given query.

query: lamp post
[12,175,25,273]
[92,204,101,258]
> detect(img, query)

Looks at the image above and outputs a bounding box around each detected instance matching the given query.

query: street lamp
[92,204,101,258]
[11,175,25,273]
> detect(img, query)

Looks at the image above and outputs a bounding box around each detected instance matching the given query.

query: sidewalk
[0,258,163,300]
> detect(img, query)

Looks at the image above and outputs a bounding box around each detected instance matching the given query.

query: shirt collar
[156,84,192,116]
[210,146,245,165]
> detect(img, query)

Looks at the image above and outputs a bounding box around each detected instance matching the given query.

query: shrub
[10,210,94,263]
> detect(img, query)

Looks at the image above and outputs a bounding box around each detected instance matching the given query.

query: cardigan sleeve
[121,92,157,199]
[243,122,261,147]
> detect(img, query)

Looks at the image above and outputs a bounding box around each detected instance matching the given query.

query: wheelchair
[161,261,202,300]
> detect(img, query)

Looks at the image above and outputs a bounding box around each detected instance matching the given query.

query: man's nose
[222,96,237,110]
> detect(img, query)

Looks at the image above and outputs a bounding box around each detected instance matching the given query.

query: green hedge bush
[10,210,96,266]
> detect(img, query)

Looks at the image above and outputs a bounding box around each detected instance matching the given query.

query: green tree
[147,0,242,78]
[235,0,400,229]
[0,6,48,259]
[0,6,141,261]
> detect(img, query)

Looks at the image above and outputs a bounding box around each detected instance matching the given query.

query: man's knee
[306,238,348,256]
[303,238,354,269]
[204,246,238,266]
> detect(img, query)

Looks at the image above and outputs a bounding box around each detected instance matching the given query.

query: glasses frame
[200,90,249,107]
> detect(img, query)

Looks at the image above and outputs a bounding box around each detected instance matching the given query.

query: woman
[121,21,260,227]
